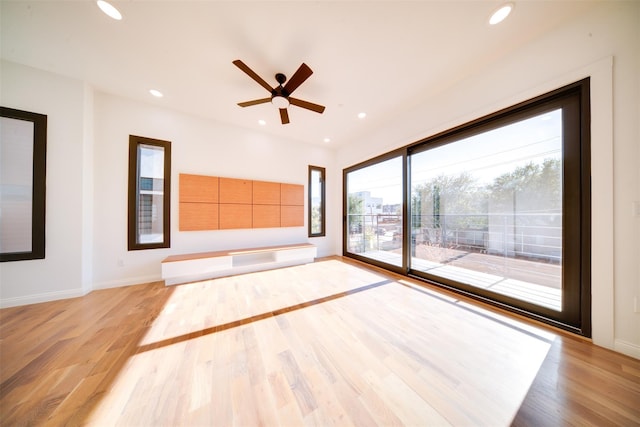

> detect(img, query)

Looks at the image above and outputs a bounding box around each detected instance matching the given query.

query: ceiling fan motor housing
[273,74,289,98]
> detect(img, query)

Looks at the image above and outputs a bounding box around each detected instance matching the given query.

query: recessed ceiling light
[258,119,266,126]
[97,0,122,20]
[358,112,367,119]
[489,3,513,25]
[149,89,163,98]
[323,138,331,143]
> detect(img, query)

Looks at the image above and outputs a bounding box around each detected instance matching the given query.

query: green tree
[413,172,488,230]
[347,194,364,233]
[348,194,364,214]
[488,158,561,215]
[311,206,322,234]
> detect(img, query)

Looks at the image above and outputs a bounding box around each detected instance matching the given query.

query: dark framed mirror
[0,106,47,262]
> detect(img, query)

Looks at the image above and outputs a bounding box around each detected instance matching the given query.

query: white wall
[91,92,336,289]
[0,61,336,304]
[336,2,640,358]
[0,60,92,305]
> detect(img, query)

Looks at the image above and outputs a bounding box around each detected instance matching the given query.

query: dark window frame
[128,135,171,251]
[0,106,47,262]
[343,79,591,337]
[342,149,407,276]
[308,165,326,237]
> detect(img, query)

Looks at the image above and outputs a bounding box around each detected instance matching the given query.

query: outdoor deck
[356,246,562,311]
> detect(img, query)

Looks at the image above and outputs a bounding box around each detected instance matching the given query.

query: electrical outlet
[635,296,639,313]
[633,201,640,217]
[117,258,124,267]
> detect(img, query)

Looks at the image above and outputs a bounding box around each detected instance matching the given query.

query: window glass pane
[0,117,34,252]
[346,156,403,267]
[137,144,165,244]
[411,109,563,311]
[309,167,324,236]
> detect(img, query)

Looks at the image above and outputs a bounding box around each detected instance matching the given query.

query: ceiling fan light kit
[271,96,289,109]
[233,59,326,125]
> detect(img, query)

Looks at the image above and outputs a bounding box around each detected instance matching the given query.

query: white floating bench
[161,243,317,286]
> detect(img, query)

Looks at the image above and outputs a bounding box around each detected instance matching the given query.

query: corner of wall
[82,82,95,294]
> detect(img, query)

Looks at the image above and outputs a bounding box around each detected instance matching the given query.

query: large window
[308,165,326,237]
[344,79,590,335]
[344,153,405,270]
[128,135,171,250]
[410,109,564,310]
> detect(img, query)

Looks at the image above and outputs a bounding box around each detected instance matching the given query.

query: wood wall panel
[219,178,252,204]
[180,174,219,203]
[281,183,304,206]
[253,205,281,228]
[180,174,304,231]
[253,181,281,205]
[179,202,218,231]
[219,204,252,229]
[281,205,304,227]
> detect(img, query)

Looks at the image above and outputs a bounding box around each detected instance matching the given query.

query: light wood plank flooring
[1,257,638,426]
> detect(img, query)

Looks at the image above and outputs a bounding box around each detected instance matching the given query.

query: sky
[347,109,562,205]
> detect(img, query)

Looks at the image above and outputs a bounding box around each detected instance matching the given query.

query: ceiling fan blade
[233,60,273,93]
[280,108,290,124]
[237,97,271,107]
[289,97,325,114]
[283,63,313,95]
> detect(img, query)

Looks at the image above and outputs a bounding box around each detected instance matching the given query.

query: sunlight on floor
[138,260,387,347]
[86,261,552,426]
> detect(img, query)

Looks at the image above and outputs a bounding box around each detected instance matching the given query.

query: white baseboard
[1,275,162,308]
[0,289,86,308]
[92,274,162,290]
[614,339,640,360]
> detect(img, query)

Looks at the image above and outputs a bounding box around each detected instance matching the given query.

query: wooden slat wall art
[179,174,219,230]
[219,178,253,230]
[219,204,252,229]
[280,183,304,205]
[179,202,219,231]
[179,173,304,231]
[281,206,304,227]
[253,181,281,205]
[253,181,281,229]
[219,177,252,204]
[180,174,219,203]
[253,205,281,228]
[280,183,304,227]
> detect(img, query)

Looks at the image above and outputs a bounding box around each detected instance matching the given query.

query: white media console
[161,243,317,286]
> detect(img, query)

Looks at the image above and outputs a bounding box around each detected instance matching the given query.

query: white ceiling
[1,1,599,147]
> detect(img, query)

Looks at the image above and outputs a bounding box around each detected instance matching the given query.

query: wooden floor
[1,257,638,426]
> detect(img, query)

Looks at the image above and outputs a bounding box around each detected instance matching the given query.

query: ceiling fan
[233,59,325,125]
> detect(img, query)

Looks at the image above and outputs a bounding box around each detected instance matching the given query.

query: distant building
[352,191,383,215]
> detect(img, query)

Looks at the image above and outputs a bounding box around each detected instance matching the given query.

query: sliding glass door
[410,109,563,311]
[343,79,590,335]
[344,154,405,270]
